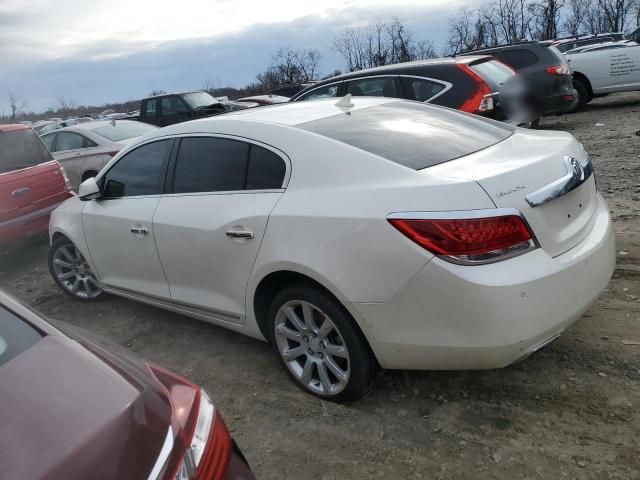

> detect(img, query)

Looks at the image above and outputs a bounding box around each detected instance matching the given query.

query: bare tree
[597,0,638,31]
[256,47,323,89]
[56,96,78,116]
[562,0,591,34]
[334,18,436,71]
[8,92,27,120]
[529,0,566,39]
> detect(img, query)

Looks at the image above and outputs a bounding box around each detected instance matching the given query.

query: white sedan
[41,120,158,190]
[48,97,615,401]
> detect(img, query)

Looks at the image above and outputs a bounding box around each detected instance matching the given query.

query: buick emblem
[570,158,584,181]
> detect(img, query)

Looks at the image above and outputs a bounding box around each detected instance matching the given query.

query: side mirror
[78,177,101,201]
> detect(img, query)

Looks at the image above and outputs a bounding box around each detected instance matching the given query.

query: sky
[0,0,465,114]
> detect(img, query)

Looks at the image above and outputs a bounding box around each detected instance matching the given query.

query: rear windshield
[92,122,157,142]
[543,44,569,65]
[0,306,42,366]
[469,60,514,86]
[0,129,53,174]
[297,101,513,170]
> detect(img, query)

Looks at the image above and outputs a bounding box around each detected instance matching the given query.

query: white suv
[49,98,615,401]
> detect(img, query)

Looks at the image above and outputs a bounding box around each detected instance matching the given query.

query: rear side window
[0,129,53,173]
[173,137,249,193]
[41,133,56,151]
[502,49,540,69]
[297,101,513,170]
[299,84,340,101]
[469,60,515,86]
[102,139,171,197]
[403,78,446,102]
[346,77,398,97]
[143,99,157,117]
[56,132,92,151]
[247,145,286,189]
[0,306,42,367]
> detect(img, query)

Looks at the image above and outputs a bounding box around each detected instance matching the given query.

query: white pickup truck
[566,41,640,110]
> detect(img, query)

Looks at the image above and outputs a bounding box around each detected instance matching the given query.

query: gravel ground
[1,92,639,480]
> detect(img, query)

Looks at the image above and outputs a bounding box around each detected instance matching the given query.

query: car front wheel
[49,237,104,301]
[267,284,377,402]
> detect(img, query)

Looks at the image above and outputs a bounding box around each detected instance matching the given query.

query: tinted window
[41,133,56,151]
[144,99,157,117]
[247,145,286,189]
[469,60,514,86]
[0,129,53,173]
[403,78,446,102]
[0,306,42,367]
[347,77,397,97]
[56,132,86,151]
[181,92,218,109]
[298,101,513,170]
[502,49,540,69]
[161,96,189,116]
[93,122,157,142]
[102,140,171,197]
[299,84,340,101]
[173,137,249,193]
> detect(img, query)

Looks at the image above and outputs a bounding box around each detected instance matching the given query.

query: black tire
[48,236,106,301]
[572,78,589,112]
[81,170,98,182]
[267,283,377,402]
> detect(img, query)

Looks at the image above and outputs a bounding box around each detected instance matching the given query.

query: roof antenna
[335,94,354,109]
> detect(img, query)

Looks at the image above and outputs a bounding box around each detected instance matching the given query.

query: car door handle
[226,230,254,239]
[130,226,149,236]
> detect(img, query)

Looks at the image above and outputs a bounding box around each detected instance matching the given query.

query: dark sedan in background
[0,290,255,480]
[289,55,535,124]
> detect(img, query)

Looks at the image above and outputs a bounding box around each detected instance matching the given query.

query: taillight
[546,65,572,76]
[58,164,72,191]
[146,363,233,480]
[388,211,538,265]
[457,63,493,114]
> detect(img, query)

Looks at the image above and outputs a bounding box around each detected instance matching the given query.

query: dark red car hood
[0,331,172,480]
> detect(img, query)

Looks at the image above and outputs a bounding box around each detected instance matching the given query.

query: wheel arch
[572,71,593,98]
[250,265,383,365]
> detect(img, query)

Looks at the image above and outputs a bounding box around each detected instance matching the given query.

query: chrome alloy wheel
[274,300,350,396]
[51,244,102,299]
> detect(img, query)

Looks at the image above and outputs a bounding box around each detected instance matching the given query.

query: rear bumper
[542,89,578,115]
[0,200,68,245]
[355,194,615,370]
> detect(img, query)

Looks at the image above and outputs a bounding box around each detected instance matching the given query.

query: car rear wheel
[49,237,104,301]
[267,284,377,402]
[572,78,589,112]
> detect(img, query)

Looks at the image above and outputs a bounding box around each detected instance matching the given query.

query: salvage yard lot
[2,93,639,480]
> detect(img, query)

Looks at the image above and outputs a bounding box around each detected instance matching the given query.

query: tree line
[3,3,639,123]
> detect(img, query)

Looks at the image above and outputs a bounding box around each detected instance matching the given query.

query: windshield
[0,129,53,173]
[181,92,219,109]
[92,122,157,142]
[469,59,514,86]
[0,306,42,366]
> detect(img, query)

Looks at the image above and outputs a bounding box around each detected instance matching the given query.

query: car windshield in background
[470,60,514,85]
[0,129,52,173]
[0,306,42,367]
[297,101,513,170]
[182,92,219,109]
[92,122,157,142]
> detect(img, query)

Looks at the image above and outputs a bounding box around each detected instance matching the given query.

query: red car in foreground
[0,290,255,480]
[0,124,72,246]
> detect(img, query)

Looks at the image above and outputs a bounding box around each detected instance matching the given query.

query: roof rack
[458,40,538,54]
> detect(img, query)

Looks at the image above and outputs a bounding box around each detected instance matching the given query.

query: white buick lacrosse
[49,97,615,401]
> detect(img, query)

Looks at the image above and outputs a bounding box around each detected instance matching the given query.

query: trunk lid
[429,129,598,257]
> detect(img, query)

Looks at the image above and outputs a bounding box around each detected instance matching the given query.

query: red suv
[0,124,72,245]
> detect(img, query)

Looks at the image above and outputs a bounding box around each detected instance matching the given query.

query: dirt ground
[1,92,639,480]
